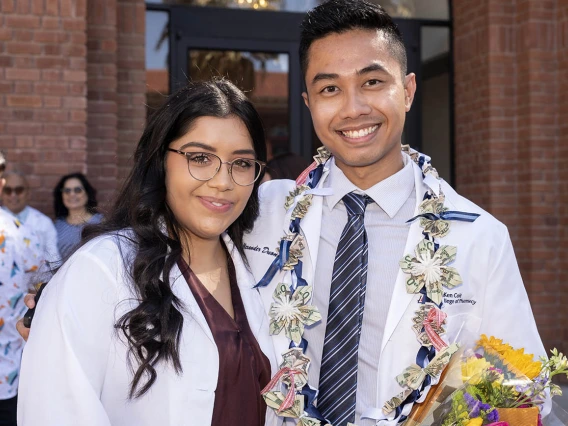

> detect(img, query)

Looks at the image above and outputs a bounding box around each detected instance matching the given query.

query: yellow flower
[461,356,491,384]
[476,335,512,355]
[466,418,483,426]
[476,335,542,380]
[501,347,541,380]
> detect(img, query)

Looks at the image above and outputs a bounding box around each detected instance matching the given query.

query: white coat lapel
[223,234,279,375]
[380,162,433,353]
[168,263,215,345]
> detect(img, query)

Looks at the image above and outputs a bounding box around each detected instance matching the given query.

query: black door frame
[146,3,452,162]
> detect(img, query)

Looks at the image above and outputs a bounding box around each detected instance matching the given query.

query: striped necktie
[317,192,372,426]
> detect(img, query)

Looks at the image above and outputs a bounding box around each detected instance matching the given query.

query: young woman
[18,80,279,426]
[53,173,103,259]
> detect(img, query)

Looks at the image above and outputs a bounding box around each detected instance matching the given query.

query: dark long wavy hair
[81,79,267,398]
[53,172,98,218]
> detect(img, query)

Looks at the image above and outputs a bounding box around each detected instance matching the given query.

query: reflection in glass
[146,0,285,10]
[188,50,290,157]
[146,10,170,119]
[146,0,449,18]
[371,0,449,20]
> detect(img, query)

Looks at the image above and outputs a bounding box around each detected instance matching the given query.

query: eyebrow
[358,63,388,75]
[178,141,256,157]
[311,63,389,85]
[311,73,339,85]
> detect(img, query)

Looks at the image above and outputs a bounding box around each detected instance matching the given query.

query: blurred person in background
[53,173,103,259]
[0,156,41,426]
[261,151,311,182]
[1,172,60,265]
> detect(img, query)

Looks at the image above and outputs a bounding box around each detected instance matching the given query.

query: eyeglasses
[167,149,265,187]
[2,186,26,196]
[62,187,85,195]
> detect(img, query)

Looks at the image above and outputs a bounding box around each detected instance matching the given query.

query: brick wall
[0,0,88,215]
[454,0,566,353]
[86,0,119,210]
[1,0,146,215]
[558,0,568,351]
[116,0,146,180]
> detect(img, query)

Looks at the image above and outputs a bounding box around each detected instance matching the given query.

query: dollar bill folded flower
[400,239,462,305]
[268,284,322,345]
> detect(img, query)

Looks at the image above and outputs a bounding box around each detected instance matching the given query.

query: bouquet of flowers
[405,335,568,426]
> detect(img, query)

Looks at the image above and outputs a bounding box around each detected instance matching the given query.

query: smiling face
[302,29,416,189]
[2,174,29,214]
[62,177,88,212]
[165,115,256,245]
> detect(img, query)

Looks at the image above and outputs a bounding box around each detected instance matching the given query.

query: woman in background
[53,173,103,259]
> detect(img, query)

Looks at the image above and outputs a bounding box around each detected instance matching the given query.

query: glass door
[158,4,427,159]
[168,5,311,159]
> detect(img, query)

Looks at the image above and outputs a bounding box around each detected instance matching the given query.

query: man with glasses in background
[1,172,60,267]
[0,158,41,426]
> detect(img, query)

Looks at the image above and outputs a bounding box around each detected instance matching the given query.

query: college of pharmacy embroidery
[257,145,480,425]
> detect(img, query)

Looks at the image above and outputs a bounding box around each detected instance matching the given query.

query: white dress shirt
[303,156,416,425]
[3,206,60,264]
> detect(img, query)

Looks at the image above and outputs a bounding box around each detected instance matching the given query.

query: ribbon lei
[260,367,301,412]
[423,307,447,352]
[406,210,480,224]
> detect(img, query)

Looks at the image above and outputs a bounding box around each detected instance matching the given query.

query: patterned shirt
[0,208,41,399]
[55,213,103,259]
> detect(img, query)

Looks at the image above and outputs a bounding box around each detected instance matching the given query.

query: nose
[207,162,234,191]
[340,88,372,120]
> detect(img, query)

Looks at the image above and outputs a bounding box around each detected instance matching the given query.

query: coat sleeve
[18,244,120,426]
[478,226,551,415]
[478,227,546,356]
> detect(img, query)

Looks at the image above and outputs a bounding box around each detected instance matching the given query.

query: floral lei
[255,145,480,425]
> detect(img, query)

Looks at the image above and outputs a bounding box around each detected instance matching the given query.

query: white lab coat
[18,232,279,426]
[244,156,547,424]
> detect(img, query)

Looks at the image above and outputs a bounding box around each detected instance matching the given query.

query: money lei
[382,145,479,421]
[260,145,478,425]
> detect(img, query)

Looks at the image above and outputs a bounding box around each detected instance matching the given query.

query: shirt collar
[2,205,30,223]
[324,154,415,218]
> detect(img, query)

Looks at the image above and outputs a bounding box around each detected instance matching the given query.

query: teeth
[341,125,378,139]
[211,202,223,207]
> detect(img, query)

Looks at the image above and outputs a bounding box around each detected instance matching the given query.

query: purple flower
[463,392,476,407]
[489,366,503,374]
[486,409,499,422]
[464,393,481,418]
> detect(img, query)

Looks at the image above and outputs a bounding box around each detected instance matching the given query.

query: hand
[16,293,36,341]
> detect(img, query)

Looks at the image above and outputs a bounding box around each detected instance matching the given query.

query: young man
[244,1,546,425]
[0,158,42,426]
[1,172,60,267]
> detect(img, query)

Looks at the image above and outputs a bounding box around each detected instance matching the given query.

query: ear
[302,92,310,109]
[403,73,417,112]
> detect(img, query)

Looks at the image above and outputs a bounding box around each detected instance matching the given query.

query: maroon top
[178,256,271,426]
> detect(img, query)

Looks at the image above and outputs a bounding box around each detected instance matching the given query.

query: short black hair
[0,151,6,174]
[53,172,98,218]
[299,0,407,79]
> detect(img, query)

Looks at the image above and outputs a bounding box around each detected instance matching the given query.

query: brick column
[86,0,119,210]
[0,0,88,215]
[116,0,146,180]
[558,0,568,349]
[453,0,565,352]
